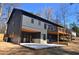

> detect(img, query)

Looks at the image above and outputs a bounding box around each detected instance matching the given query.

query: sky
[2,3,79,28]
[17,3,79,27]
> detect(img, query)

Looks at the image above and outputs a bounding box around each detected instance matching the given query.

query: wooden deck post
[57,27,59,44]
[57,32,59,44]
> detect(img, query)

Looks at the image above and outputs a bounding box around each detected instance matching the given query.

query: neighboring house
[5,8,69,44]
[71,31,76,37]
[70,30,77,40]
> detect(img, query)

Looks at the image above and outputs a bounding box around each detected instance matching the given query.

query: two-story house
[5,8,69,44]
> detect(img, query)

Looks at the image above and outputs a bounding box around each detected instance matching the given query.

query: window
[38,20,41,25]
[12,21,14,25]
[52,26,55,31]
[31,18,34,23]
[44,23,47,29]
[51,27,53,31]
[48,25,49,30]
[43,34,46,40]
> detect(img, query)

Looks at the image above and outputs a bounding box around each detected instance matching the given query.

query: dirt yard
[0,40,79,55]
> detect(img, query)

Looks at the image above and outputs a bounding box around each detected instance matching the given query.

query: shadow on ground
[47,47,79,55]
[0,46,79,55]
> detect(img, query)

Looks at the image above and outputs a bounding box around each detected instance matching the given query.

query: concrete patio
[20,43,65,49]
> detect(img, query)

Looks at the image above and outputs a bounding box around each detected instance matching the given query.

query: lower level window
[43,34,46,40]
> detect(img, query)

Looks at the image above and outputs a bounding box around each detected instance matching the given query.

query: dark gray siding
[7,10,22,44]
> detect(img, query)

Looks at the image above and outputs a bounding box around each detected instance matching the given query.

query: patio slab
[20,43,65,49]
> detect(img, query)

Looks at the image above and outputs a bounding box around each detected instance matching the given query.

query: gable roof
[7,8,64,28]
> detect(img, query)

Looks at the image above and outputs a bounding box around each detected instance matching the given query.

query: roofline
[7,8,64,28]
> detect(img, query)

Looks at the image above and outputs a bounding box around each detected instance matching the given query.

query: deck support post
[57,32,59,44]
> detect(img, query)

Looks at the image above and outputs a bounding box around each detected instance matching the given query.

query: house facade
[6,8,69,44]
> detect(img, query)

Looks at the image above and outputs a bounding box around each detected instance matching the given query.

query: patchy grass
[0,40,79,55]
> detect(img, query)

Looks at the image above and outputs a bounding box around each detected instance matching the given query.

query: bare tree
[59,4,74,44]
[0,3,2,17]
[0,22,6,33]
[69,3,79,26]
[54,9,62,25]
[37,7,53,21]
[59,4,69,43]
[0,3,3,20]
[4,3,20,21]
[60,4,72,27]
[0,3,20,33]
[60,4,67,27]
[43,8,53,20]
[76,12,79,26]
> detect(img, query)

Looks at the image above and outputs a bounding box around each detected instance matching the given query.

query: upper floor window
[12,21,14,25]
[38,20,41,25]
[31,18,34,24]
[48,24,52,30]
[48,25,50,29]
[44,23,47,29]
[53,26,56,31]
